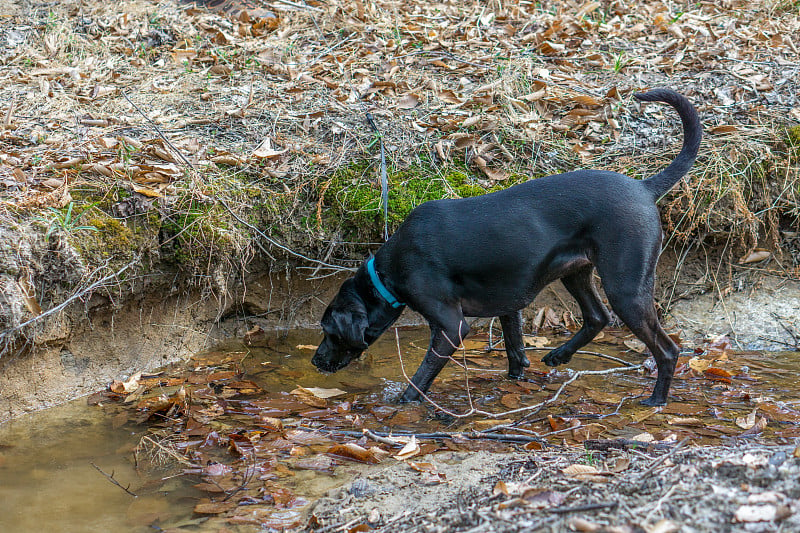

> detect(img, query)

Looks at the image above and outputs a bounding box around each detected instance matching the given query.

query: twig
[121,92,195,170]
[395,328,642,420]
[299,425,545,444]
[363,429,404,447]
[365,113,389,241]
[271,0,323,12]
[3,96,16,129]
[90,462,137,497]
[218,197,354,272]
[488,346,638,368]
[584,438,675,452]
[549,501,619,514]
[0,257,139,342]
[636,436,691,482]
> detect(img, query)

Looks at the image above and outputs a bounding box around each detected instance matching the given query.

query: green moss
[322,160,532,240]
[85,216,135,251]
[788,125,800,147]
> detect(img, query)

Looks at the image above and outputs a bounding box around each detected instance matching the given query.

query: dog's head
[312,278,370,373]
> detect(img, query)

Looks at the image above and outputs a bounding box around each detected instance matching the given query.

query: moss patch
[788,125,800,148]
[322,161,529,241]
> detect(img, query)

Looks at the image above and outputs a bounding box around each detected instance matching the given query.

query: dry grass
[1,0,799,278]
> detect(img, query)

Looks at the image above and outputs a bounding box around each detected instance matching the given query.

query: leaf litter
[88,325,800,531]
[0,0,799,278]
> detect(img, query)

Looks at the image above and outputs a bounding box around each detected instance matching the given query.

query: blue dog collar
[366,257,405,308]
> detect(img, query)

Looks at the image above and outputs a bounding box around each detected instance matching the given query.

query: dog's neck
[354,261,404,342]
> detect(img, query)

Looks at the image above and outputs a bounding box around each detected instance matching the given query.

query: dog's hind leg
[599,257,679,406]
[542,267,611,367]
[400,309,470,403]
[500,311,530,379]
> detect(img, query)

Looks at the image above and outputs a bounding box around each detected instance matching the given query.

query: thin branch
[90,462,138,497]
[636,436,691,482]
[394,328,642,420]
[1,257,139,342]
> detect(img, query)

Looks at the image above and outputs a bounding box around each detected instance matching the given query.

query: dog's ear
[332,309,369,350]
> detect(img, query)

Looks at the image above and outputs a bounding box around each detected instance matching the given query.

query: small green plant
[612,52,629,73]
[36,202,99,241]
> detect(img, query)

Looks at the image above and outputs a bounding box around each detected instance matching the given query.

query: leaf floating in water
[327,443,388,464]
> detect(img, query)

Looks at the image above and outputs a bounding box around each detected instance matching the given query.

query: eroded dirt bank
[2,253,799,424]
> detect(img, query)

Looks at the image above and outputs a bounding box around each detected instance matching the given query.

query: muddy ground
[307,442,800,533]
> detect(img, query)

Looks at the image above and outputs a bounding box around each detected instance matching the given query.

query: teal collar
[366,257,405,309]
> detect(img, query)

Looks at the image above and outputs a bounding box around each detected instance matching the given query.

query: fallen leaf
[327,443,387,464]
[562,464,600,476]
[194,500,237,514]
[703,367,732,383]
[688,356,711,373]
[733,504,792,522]
[394,435,420,460]
[523,335,549,348]
[739,249,770,264]
[397,93,420,109]
[736,409,758,430]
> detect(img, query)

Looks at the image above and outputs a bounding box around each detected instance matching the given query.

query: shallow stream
[1,327,798,532]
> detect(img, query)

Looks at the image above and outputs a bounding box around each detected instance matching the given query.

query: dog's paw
[639,396,667,407]
[541,348,571,367]
[398,387,422,403]
[508,368,525,380]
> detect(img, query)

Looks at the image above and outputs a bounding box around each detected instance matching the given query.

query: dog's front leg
[499,311,530,379]
[400,320,469,402]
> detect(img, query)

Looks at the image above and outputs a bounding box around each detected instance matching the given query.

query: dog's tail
[635,89,703,200]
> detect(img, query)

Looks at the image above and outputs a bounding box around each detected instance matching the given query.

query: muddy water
[0,327,798,532]
[0,399,198,532]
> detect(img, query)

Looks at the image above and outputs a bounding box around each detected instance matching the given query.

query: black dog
[312,89,702,407]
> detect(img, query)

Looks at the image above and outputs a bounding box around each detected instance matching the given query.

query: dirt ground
[308,443,800,533]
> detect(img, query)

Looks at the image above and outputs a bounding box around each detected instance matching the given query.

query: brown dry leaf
[303,386,347,399]
[569,517,602,532]
[607,455,631,474]
[409,461,437,473]
[709,124,739,135]
[703,367,733,383]
[16,276,41,316]
[623,338,647,353]
[572,423,606,441]
[688,356,711,373]
[289,387,327,407]
[474,156,509,181]
[667,417,703,426]
[500,394,522,409]
[296,344,318,350]
[327,443,387,464]
[739,249,771,264]
[110,372,142,394]
[523,335,549,348]
[194,500,237,514]
[397,93,420,109]
[394,435,421,460]
[562,464,600,477]
[523,488,567,509]
[493,480,510,496]
[736,409,759,430]
[252,138,287,159]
